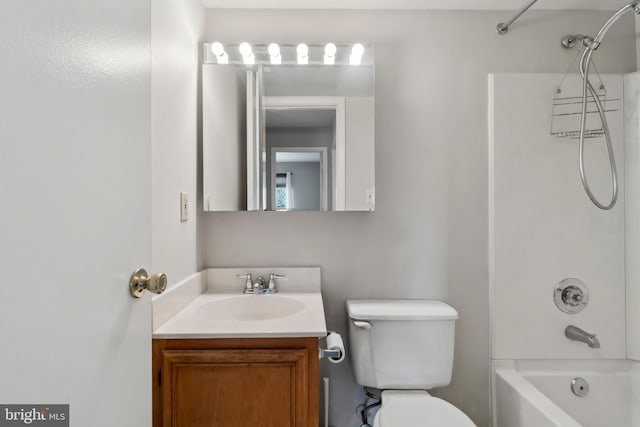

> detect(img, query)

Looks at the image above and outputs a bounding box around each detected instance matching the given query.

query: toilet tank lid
[346,300,459,321]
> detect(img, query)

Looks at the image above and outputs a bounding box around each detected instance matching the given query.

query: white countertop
[153,292,328,339]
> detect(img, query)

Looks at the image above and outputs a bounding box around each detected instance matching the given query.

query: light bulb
[297,43,309,65]
[268,43,280,57]
[268,43,281,64]
[210,42,228,64]
[324,43,336,65]
[324,43,337,56]
[239,42,252,56]
[350,43,364,66]
[352,43,365,57]
[238,42,254,65]
[211,42,225,56]
[297,43,309,56]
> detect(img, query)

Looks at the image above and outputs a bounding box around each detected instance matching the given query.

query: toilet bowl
[346,299,477,427]
[372,391,475,427]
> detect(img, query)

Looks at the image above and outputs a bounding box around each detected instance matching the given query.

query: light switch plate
[180,192,189,222]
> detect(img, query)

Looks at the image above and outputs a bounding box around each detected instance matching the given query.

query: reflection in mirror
[202,66,247,211]
[202,43,375,212]
[264,97,343,211]
[272,150,325,211]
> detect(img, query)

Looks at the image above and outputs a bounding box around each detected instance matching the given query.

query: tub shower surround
[489,72,640,426]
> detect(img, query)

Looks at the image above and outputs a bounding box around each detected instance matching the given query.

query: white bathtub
[493,360,640,427]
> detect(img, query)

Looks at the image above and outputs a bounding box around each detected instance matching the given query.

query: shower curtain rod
[496,0,540,34]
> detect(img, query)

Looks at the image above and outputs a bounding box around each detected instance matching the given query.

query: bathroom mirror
[202,43,375,211]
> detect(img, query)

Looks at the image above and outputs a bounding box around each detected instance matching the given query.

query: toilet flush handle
[352,320,372,330]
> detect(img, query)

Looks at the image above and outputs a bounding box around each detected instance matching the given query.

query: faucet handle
[268,273,287,290]
[236,273,253,290]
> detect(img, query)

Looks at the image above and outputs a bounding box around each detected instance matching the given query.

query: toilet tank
[346,299,459,390]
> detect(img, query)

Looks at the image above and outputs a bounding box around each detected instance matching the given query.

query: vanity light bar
[203,42,373,66]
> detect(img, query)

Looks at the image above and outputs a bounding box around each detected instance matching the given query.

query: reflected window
[275,173,290,210]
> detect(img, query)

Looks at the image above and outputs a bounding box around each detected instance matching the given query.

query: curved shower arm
[588,1,640,50]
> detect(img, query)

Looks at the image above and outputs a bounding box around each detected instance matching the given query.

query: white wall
[203,10,636,427]
[151,0,205,285]
[490,74,625,360]
[625,72,640,361]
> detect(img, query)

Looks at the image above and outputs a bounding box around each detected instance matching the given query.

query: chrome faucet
[240,275,266,293]
[253,276,266,291]
[565,325,600,348]
[237,273,285,294]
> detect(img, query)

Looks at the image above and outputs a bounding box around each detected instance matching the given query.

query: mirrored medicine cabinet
[202,43,375,212]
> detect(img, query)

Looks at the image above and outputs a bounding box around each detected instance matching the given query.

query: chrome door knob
[129,268,167,298]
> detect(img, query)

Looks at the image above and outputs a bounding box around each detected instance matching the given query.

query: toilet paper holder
[319,348,342,359]
[319,331,345,362]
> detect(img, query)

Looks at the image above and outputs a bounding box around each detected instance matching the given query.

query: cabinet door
[161,348,308,427]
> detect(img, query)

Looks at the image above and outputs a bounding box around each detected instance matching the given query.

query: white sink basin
[153,291,327,339]
[195,295,305,322]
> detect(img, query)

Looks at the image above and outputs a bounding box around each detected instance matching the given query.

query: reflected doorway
[263,97,345,211]
[270,148,328,211]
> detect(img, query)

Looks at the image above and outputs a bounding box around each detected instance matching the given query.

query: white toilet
[346,299,476,427]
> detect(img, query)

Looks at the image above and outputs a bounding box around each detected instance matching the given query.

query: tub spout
[565,325,600,348]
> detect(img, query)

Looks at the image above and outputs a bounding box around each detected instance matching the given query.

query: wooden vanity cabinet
[152,337,319,427]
